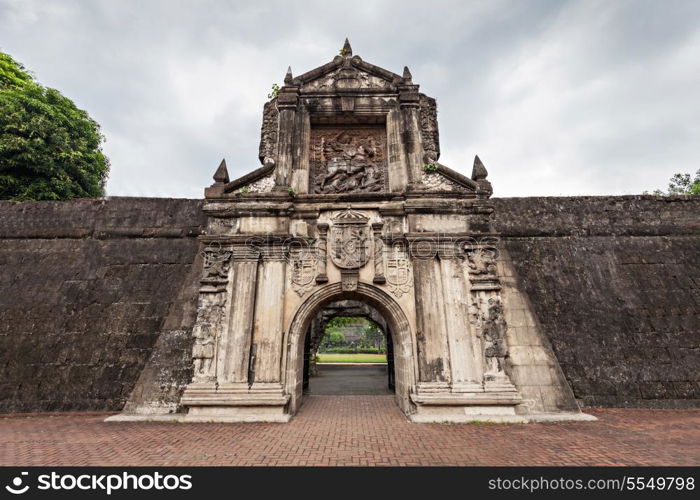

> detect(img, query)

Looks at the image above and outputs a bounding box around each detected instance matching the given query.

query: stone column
[315,223,329,283]
[275,85,299,187]
[291,108,311,194]
[399,84,423,184]
[181,244,290,422]
[372,222,386,284]
[438,249,481,390]
[411,243,452,388]
[410,242,523,421]
[249,246,287,388]
[218,247,260,385]
[386,108,408,191]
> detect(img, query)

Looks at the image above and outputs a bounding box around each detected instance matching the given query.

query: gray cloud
[1,0,698,197]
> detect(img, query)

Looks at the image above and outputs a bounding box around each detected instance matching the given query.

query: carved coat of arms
[290,248,317,296]
[386,244,412,298]
[330,209,370,269]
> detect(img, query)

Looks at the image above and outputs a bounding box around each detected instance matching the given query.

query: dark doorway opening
[302,300,395,396]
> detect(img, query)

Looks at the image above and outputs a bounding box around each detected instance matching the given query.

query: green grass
[316,353,387,364]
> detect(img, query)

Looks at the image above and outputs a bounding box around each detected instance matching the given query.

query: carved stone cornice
[260,246,288,261]
[276,86,300,110]
[199,234,293,245]
[469,279,502,292]
[230,247,261,262]
[398,84,420,108]
[404,232,501,241]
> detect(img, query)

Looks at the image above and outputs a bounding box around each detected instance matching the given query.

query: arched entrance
[284,282,416,417]
[303,300,394,395]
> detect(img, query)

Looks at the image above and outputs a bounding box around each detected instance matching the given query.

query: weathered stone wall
[0,195,697,413]
[493,196,700,408]
[0,198,205,412]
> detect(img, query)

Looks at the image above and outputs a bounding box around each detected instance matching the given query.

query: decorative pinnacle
[341,37,352,57]
[213,158,229,183]
[284,66,293,85]
[402,66,413,83]
[471,155,488,181]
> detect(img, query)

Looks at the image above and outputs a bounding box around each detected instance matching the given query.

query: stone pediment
[297,62,398,93]
[421,171,470,192]
[414,157,495,195]
[215,159,276,195]
[202,41,492,200]
[430,164,477,192]
[292,40,402,94]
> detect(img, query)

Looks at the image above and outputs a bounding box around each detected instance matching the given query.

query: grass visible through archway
[317,316,387,364]
[316,353,387,364]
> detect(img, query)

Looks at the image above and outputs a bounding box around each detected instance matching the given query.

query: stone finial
[472,155,488,181]
[341,38,353,57]
[213,158,230,183]
[284,66,293,85]
[402,66,413,84]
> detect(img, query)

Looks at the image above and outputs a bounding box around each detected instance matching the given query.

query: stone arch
[283,282,416,416]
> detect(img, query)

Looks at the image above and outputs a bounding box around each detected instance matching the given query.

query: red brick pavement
[0,396,698,466]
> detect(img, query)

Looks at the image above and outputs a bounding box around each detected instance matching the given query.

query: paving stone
[0,397,697,466]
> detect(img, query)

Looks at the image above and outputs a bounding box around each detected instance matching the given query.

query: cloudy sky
[1,0,699,198]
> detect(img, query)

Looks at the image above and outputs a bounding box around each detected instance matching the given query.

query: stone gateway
[111,41,597,423]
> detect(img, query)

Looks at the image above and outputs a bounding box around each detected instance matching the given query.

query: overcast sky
[1,0,699,198]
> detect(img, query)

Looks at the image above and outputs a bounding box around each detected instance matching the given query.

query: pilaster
[274,85,299,188]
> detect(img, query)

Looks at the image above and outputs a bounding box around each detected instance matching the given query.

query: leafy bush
[318,347,385,354]
[267,83,280,99]
[423,162,439,174]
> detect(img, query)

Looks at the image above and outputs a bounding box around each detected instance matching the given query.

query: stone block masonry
[494,195,700,408]
[0,195,697,413]
[0,198,205,412]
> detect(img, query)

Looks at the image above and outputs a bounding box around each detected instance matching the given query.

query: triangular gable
[292,56,402,93]
[419,163,479,193]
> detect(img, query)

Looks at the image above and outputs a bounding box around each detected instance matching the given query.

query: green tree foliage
[319,316,386,352]
[0,51,109,200]
[321,330,346,348]
[667,170,700,195]
[647,170,700,196]
[361,321,385,350]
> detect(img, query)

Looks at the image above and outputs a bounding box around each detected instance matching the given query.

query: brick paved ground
[0,396,698,466]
